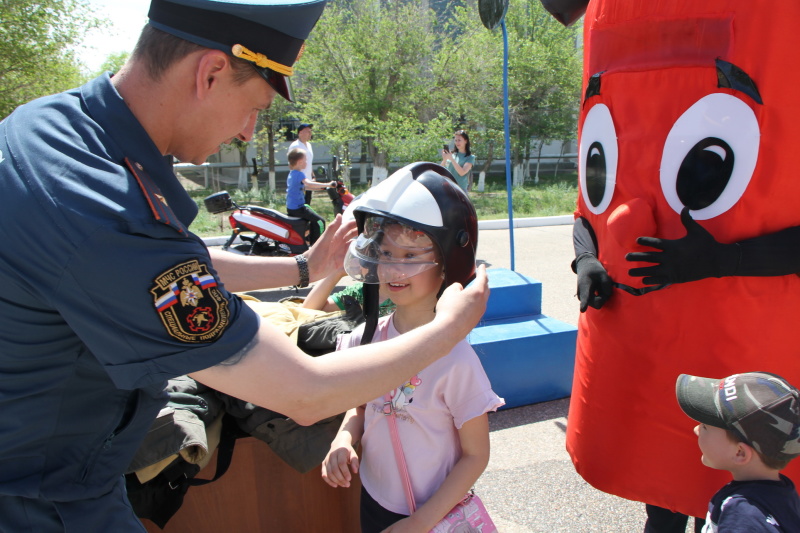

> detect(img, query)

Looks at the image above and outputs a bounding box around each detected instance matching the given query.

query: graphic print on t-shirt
[389,374,422,420]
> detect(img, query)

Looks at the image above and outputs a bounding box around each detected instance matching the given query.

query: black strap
[126,414,246,528]
[360,282,380,346]
[189,414,244,486]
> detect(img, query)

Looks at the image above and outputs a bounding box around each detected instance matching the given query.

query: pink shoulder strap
[379,318,418,514]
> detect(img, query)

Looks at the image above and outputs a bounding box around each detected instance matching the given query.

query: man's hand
[305,214,357,282]
[434,264,490,339]
[626,207,740,285]
[574,253,613,312]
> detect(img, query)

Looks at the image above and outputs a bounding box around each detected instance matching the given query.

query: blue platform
[468,268,577,410]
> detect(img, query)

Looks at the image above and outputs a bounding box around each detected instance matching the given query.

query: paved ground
[245,224,691,533]
[471,225,648,533]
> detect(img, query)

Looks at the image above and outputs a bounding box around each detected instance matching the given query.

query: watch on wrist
[295,254,309,288]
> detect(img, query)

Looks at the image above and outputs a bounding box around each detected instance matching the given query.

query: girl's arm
[302,269,346,312]
[387,413,491,532]
[321,405,366,488]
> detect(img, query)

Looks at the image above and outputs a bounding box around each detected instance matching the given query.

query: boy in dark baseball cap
[676,372,800,532]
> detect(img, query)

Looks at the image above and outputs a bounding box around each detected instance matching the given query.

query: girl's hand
[321,442,360,488]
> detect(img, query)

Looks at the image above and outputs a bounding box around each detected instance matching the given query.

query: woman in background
[440,129,476,192]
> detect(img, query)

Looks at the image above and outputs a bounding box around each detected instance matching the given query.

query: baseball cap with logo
[146,0,326,102]
[676,372,800,463]
[298,123,313,133]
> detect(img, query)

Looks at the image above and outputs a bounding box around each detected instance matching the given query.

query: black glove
[574,252,613,312]
[626,207,740,285]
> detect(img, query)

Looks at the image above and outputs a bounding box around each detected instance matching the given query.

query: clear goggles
[343,216,439,284]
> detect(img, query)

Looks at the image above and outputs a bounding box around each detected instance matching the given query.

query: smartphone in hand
[443,144,449,153]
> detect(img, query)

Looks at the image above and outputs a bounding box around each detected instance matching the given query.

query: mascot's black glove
[626,207,741,285]
[572,217,613,312]
[574,252,613,312]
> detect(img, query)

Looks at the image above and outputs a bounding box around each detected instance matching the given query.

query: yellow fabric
[231,44,294,76]
[238,294,343,343]
[133,412,225,484]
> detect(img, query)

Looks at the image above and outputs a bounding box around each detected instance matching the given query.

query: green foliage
[439,0,582,165]
[94,51,129,77]
[211,0,581,182]
[251,91,300,177]
[297,0,444,168]
[0,0,106,118]
[505,1,583,159]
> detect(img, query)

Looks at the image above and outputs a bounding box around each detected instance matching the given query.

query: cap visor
[675,374,727,428]
[258,68,293,102]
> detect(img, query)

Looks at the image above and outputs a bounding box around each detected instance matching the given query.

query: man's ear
[733,441,755,466]
[195,50,230,99]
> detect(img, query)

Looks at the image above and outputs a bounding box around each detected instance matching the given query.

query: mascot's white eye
[660,93,759,220]
[579,104,618,215]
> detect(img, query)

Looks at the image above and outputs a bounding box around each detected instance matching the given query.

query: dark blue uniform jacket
[0,74,259,502]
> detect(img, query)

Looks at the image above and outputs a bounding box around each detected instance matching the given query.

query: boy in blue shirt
[286,147,335,245]
[676,372,800,532]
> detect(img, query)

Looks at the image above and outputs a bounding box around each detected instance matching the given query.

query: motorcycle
[318,157,355,216]
[204,163,353,256]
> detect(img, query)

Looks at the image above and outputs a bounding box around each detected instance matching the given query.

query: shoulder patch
[125,157,186,234]
[150,260,230,343]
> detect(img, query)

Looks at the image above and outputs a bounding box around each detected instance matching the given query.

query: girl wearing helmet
[321,163,503,532]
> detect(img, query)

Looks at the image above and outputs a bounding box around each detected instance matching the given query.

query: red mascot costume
[542,0,800,520]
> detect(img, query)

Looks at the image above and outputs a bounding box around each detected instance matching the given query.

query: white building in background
[183,139,576,191]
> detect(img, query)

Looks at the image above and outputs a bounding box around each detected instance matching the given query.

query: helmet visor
[344,216,439,284]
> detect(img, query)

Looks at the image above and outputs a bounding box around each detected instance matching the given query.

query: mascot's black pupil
[586,141,607,208]
[676,137,734,210]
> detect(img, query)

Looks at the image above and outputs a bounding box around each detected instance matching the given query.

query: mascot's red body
[565,0,800,517]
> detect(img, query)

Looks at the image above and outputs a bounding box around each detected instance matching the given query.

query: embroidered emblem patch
[150,260,229,343]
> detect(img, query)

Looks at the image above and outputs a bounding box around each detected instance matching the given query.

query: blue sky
[79,0,151,72]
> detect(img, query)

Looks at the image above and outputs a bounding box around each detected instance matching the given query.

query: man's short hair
[131,25,258,84]
[287,147,307,167]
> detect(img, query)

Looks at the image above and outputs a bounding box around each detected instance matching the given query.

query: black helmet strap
[359,278,381,346]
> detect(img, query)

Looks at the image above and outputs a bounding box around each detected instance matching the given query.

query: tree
[505,0,582,183]
[94,51,130,77]
[297,0,449,184]
[0,0,105,119]
[233,0,581,192]
[438,0,582,186]
[252,95,298,191]
[429,2,505,188]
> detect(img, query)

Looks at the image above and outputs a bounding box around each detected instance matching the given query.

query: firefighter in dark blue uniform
[0,0,490,530]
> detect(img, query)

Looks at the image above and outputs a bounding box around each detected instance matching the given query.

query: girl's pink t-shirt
[337,315,504,515]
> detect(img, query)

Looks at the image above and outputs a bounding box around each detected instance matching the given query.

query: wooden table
[141,437,361,532]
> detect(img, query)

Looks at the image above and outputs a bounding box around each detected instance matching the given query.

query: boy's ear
[733,441,755,466]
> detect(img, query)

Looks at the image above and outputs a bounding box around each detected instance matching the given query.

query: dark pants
[0,477,146,533]
[644,504,705,533]
[360,485,408,533]
[287,205,325,245]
